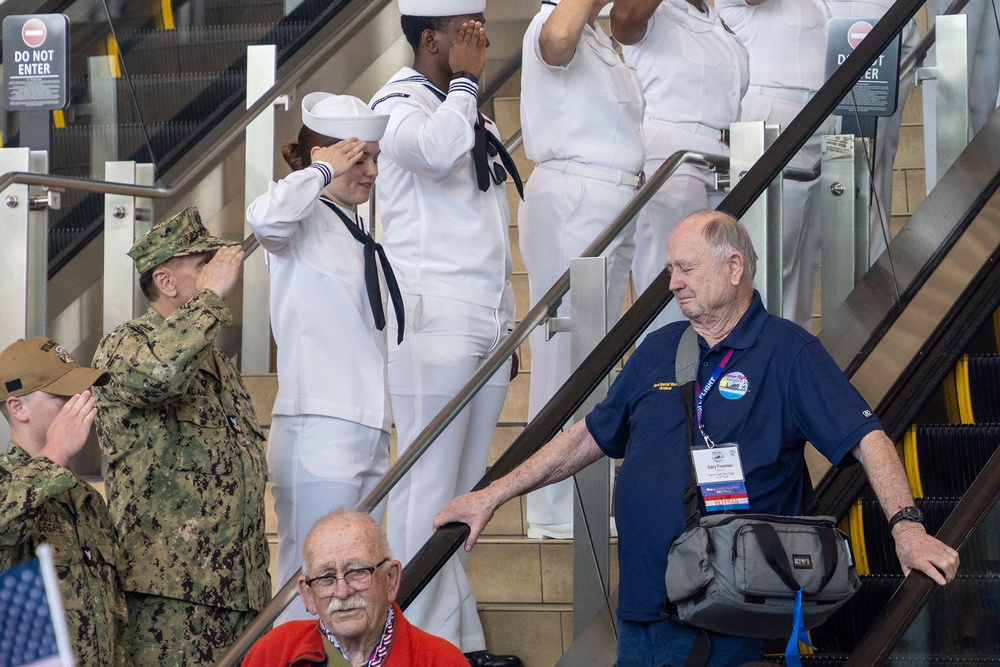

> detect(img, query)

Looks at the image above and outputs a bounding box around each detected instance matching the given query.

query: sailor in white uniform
[246,94,398,624]
[519,0,645,539]
[611,0,749,327]
[716,0,835,328]
[369,1,522,662]
[826,0,920,264]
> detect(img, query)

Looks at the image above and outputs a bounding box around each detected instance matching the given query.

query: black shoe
[464,650,523,667]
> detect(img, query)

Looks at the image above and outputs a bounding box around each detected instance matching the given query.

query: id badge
[691,443,750,511]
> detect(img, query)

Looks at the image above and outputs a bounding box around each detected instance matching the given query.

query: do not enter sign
[847,21,873,49]
[2,14,69,110]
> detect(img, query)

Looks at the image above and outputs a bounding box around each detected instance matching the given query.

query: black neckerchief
[319,198,405,344]
[420,82,524,200]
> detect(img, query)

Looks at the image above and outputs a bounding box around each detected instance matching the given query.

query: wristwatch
[888,506,924,531]
[450,70,479,84]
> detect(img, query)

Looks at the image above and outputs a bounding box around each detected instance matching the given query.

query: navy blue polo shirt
[585,292,882,622]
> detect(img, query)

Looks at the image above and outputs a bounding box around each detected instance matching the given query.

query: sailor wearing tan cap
[92,208,271,665]
[247,93,401,625]
[369,1,523,664]
[0,337,128,667]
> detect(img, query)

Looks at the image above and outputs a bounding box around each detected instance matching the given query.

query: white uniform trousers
[268,415,390,625]
[632,122,730,334]
[519,165,637,530]
[387,290,514,652]
[741,88,838,328]
[868,65,914,263]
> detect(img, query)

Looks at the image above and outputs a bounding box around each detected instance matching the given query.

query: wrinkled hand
[39,391,97,467]
[448,20,488,81]
[196,244,244,301]
[893,521,960,585]
[434,488,498,552]
[312,138,365,178]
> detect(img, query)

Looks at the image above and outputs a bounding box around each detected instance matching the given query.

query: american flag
[0,544,74,667]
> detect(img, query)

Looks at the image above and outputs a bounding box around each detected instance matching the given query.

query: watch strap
[888,506,924,532]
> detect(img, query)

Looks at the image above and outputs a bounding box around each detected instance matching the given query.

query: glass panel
[890,499,1000,661]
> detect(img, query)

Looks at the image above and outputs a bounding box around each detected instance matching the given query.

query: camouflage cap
[0,337,110,400]
[128,207,237,274]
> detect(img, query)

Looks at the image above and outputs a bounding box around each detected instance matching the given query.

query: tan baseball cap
[0,338,110,401]
[128,207,237,274]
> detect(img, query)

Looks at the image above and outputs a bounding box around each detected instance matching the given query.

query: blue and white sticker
[718,371,749,400]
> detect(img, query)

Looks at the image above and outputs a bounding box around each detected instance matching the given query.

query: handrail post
[103,161,155,334]
[731,121,783,314]
[0,147,50,446]
[242,44,287,373]
[566,257,613,639]
[820,135,871,319]
[917,13,970,187]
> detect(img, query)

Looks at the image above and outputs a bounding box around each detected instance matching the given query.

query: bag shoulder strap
[751,522,841,593]
[675,326,704,530]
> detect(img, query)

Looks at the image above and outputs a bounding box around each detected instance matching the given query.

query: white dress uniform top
[826,0,920,264]
[520,0,645,536]
[247,159,391,623]
[621,0,749,325]
[371,68,514,652]
[716,0,834,328]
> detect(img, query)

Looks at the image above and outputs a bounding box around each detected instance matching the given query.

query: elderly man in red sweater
[242,509,468,667]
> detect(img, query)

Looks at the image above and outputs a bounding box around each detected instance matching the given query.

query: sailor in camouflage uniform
[92,208,271,665]
[0,337,128,667]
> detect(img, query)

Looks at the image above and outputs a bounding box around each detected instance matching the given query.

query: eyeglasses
[304,558,389,596]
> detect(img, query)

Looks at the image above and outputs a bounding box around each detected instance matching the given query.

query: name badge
[691,443,749,511]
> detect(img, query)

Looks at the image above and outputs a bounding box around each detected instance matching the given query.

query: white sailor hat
[398,0,486,17]
[301,93,389,142]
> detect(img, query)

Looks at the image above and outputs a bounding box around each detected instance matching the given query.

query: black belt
[320,199,405,344]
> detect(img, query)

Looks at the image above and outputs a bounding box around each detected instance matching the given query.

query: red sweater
[241,604,469,667]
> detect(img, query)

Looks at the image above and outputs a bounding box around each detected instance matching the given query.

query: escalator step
[810,574,903,652]
[810,575,1000,659]
[51,121,201,172]
[198,0,285,25]
[968,355,1000,422]
[858,498,958,575]
[116,23,308,76]
[73,72,246,125]
[913,425,1000,496]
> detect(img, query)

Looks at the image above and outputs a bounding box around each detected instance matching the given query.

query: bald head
[302,509,391,573]
[666,210,756,330]
[672,210,757,284]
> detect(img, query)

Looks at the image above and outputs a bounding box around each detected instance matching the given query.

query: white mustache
[326,596,368,613]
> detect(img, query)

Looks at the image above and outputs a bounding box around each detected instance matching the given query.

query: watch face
[903,507,924,521]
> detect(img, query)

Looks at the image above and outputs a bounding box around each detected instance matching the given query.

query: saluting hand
[196,244,244,301]
[39,391,97,468]
[449,20,489,82]
[312,138,366,178]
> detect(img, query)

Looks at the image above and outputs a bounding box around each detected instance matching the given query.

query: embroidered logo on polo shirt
[862,409,873,418]
[718,372,748,400]
[653,382,678,391]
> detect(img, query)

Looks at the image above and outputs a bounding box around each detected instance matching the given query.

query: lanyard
[694,348,734,448]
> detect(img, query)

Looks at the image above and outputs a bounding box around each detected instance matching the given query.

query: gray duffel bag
[664,512,862,639]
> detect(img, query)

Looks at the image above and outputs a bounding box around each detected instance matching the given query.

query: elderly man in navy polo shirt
[436,209,960,666]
